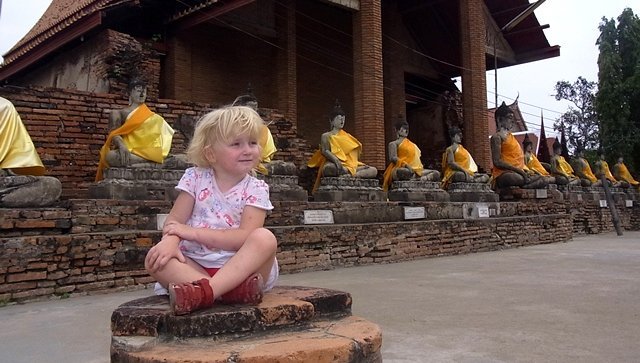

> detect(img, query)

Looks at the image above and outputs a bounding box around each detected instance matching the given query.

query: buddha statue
[549,139,580,186]
[96,79,185,181]
[307,100,377,192]
[522,134,555,184]
[440,126,489,189]
[613,156,638,188]
[231,87,296,176]
[572,148,601,187]
[490,102,547,189]
[382,119,440,191]
[594,152,627,188]
[0,97,62,207]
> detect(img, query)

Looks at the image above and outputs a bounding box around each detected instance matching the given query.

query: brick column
[459,0,490,170]
[165,35,192,101]
[353,0,385,170]
[276,0,297,126]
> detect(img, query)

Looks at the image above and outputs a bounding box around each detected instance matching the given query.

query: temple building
[0,0,559,172]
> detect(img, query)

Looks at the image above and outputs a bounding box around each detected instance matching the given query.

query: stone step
[111,286,352,339]
[111,286,381,362]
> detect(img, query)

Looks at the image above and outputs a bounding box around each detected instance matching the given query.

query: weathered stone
[446,182,498,202]
[0,175,62,207]
[110,286,380,363]
[257,174,308,201]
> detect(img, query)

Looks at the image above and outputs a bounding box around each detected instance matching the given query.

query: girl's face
[207,132,260,177]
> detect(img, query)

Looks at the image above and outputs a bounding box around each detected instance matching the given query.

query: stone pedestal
[313,177,386,202]
[111,286,382,363]
[90,168,183,201]
[497,187,550,201]
[388,180,449,202]
[446,182,498,202]
[257,175,308,201]
[557,184,584,202]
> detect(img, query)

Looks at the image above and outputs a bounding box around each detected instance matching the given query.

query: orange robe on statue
[616,162,639,186]
[578,158,597,183]
[526,153,549,176]
[96,104,174,181]
[491,133,528,186]
[441,144,477,189]
[307,130,364,193]
[382,138,424,191]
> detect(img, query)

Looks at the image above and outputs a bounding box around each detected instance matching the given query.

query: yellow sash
[579,159,597,182]
[382,138,423,191]
[491,133,526,179]
[555,156,576,177]
[255,125,277,175]
[441,144,477,189]
[308,130,363,192]
[96,104,174,181]
[617,162,639,186]
[0,97,46,176]
[526,153,549,176]
[600,161,617,183]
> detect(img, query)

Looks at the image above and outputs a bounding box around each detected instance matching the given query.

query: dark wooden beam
[171,0,255,32]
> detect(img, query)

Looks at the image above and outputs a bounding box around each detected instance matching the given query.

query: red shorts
[203,267,220,277]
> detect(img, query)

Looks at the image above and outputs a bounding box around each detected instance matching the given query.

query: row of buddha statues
[2,81,639,207]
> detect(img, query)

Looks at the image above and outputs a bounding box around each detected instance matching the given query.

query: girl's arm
[164,205,267,251]
[145,191,195,272]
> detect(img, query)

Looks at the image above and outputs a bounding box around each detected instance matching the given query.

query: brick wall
[0,87,314,197]
[1,198,638,303]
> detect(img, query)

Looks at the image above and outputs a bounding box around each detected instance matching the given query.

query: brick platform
[111,286,382,363]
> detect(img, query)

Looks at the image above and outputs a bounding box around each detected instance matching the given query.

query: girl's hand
[164,222,197,241]
[144,235,185,273]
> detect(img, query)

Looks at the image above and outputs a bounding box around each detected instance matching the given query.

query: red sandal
[219,273,264,305]
[168,278,215,315]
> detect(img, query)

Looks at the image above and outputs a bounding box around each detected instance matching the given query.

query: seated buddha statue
[96,79,185,181]
[594,152,627,188]
[613,156,639,189]
[490,102,547,189]
[231,87,296,176]
[549,139,580,186]
[440,126,489,189]
[382,119,440,191]
[522,134,555,184]
[572,148,601,187]
[307,100,377,192]
[0,97,62,207]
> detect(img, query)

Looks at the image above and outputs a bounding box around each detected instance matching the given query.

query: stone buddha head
[522,134,533,153]
[495,102,515,131]
[329,99,346,130]
[449,126,462,144]
[127,78,148,104]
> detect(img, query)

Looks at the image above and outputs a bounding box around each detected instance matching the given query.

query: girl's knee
[247,228,277,252]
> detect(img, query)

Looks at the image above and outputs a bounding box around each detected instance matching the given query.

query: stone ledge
[112,286,352,338]
[111,315,382,363]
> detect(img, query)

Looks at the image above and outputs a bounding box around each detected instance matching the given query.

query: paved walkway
[1,232,639,362]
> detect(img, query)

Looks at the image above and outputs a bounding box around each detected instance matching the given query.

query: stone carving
[441,126,489,189]
[0,97,61,207]
[613,156,639,189]
[572,148,601,187]
[594,152,627,188]
[490,102,547,189]
[550,139,580,186]
[307,100,377,194]
[95,78,186,182]
[382,118,439,191]
[522,133,555,184]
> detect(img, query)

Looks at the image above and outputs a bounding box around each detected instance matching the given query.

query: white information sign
[626,200,633,208]
[156,214,169,230]
[477,204,490,218]
[535,189,548,199]
[403,206,425,220]
[599,200,608,208]
[303,210,335,224]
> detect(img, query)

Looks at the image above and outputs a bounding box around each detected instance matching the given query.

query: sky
[0,0,637,138]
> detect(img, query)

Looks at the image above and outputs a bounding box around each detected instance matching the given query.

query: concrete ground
[1,231,639,363]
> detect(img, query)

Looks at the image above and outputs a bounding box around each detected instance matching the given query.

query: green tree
[596,8,640,172]
[553,77,599,153]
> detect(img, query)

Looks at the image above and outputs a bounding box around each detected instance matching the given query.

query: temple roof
[487,99,528,135]
[1,0,559,81]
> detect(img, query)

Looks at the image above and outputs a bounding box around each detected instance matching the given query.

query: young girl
[144,106,278,315]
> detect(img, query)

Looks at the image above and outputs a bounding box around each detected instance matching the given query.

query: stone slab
[111,286,352,338]
[447,183,498,203]
[313,190,386,202]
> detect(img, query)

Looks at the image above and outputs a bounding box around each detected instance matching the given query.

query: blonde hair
[187,106,264,167]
